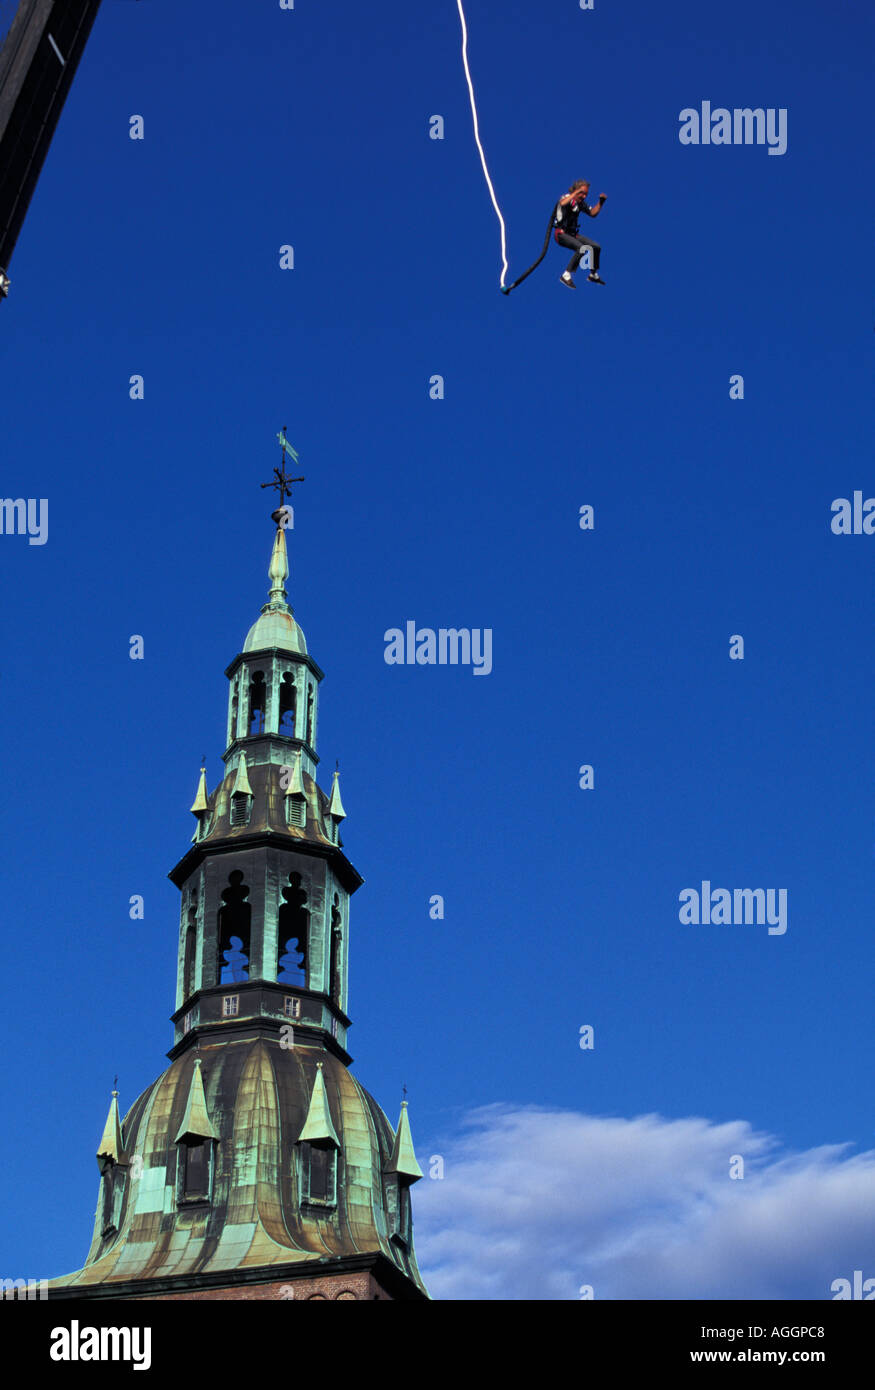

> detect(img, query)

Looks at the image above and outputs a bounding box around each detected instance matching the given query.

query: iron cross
[261,425,304,507]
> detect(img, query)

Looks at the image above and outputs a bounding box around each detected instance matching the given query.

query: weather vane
[261,425,304,512]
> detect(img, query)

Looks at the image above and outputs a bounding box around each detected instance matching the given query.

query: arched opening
[183,896,197,997]
[279,674,296,736]
[249,671,266,735]
[277,871,308,984]
[306,686,314,744]
[218,870,251,984]
[329,894,342,1002]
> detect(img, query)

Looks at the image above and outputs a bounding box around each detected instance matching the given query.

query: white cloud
[413,1105,875,1300]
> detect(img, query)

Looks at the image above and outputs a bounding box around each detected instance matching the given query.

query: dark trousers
[556,230,600,274]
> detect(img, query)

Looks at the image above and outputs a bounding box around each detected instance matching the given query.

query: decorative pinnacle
[328,768,346,821]
[266,526,290,607]
[190,764,209,816]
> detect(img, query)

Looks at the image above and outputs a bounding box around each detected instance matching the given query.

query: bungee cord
[456,0,509,289]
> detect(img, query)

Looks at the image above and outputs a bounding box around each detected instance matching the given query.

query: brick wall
[138,1271,390,1301]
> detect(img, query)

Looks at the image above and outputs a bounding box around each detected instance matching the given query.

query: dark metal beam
[0,0,103,298]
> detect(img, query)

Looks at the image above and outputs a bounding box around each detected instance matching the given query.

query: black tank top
[555,195,589,236]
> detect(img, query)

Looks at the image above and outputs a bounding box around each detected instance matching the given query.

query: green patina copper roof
[49,1041,428,1297]
[385,1101,423,1182]
[243,607,308,655]
[96,1091,124,1172]
[174,1058,219,1144]
[296,1062,340,1148]
[192,762,347,862]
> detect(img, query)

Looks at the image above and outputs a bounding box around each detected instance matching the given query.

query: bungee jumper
[555,179,607,288]
[500,179,608,295]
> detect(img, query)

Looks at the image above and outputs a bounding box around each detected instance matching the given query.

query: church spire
[49,454,430,1300]
[168,443,363,1049]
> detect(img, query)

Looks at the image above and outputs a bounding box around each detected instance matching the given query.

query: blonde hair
[569,179,590,193]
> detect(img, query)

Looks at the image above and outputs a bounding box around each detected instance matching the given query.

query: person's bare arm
[587,194,608,217]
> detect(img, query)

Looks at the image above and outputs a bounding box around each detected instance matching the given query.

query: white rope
[456,0,508,287]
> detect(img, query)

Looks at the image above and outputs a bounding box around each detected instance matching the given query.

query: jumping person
[554,180,607,288]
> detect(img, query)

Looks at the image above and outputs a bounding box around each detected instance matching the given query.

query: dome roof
[50,1039,427,1296]
[243,606,307,655]
[200,761,336,850]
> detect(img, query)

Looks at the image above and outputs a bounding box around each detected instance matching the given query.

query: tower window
[177,1138,214,1205]
[230,792,251,827]
[277,872,308,984]
[183,896,197,998]
[249,671,266,735]
[306,686,314,744]
[218,871,251,984]
[330,1017,339,1039]
[300,1143,337,1206]
[392,1184,412,1249]
[182,1141,209,1199]
[283,996,301,1019]
[287,796,305,827]
[229,688,239,743]
[279,674,296,736]
[329,894,342,1003]
[222,994,239,1017]
[100,1165,122,1239]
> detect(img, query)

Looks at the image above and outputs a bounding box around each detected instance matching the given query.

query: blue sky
[1,0,874,1296]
